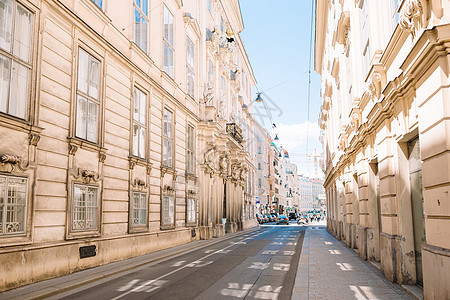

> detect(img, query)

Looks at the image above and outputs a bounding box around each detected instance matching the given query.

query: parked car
[297,215,308,225]
[256,214,263,224]
[288,212,298,220]
[264,215,271,223]
[268,215,276,222]
[276,215,289,225]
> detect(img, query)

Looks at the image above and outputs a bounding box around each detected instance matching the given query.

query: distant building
[298,176,324,213]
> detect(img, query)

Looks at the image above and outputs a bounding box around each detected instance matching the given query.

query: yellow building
[0,0,256,291]
[316,0,450,297]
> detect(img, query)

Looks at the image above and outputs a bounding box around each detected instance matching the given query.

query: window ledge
[0,113,43,134]
[66,231,101,240]
[160,225,176,231]
[0,234,32,248]
[68,137,107,155]
[129,226,149,234]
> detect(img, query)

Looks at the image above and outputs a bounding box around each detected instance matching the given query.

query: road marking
[111,230,262,300]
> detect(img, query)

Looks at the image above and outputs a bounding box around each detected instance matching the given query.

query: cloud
[272,121,323,178]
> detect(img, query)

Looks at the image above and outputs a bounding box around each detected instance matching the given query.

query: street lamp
[255,92,263,103]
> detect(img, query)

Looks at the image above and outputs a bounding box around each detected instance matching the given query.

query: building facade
[316,0,450,297]
[254,120,270,215]
[298,176,324,213]
[0,0,257,291]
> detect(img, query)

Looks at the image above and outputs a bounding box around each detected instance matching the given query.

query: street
[50,225,305,300]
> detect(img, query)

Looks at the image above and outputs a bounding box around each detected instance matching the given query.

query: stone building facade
[316,0,450,297]
[0,0,256,291]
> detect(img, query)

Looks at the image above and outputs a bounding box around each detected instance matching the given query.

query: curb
[292,227,310,300]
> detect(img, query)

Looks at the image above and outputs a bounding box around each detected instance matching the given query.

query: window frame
[70,183,99,233]
[161,194,175,227]
[163,5,174,78]
[0,0,34,121]
[132,86,147,159]
[186,124,195,175]
[131,191,147,228]
[0,175,28,237]
[75,47,102,144]
[133,0,149,53]
[186,197,196,224]
[186,37,195,99]
[162,107,174,168]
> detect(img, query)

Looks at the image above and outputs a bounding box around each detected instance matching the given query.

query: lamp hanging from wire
[255,92,263,103]
[274,134,279,141]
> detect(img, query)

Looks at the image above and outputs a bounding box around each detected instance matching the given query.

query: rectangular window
[162,195,174,225]
[132,87,146,158]
[76,48,100,143]
[92,0,102,9]
[0,1,33,120]
[207,0,211,14]
[187,125,195,174]
[132,192,147,226]
[187,198,195,223]
[163,108,173,167]
[163,5,174,78]
[72,185,98,231]
[0,175,27,235]
[186,37,195,98]
[134,0,149,53]
[258,178,262,189]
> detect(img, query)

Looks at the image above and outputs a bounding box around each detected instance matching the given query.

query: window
[187,125,195,174]
[162,195,174,225]
[0,175,27,235]
[187,198,195,223]
[132,192,147,226]
[221,76,226,110]
[186,37,195,98]
[134,0,148,52]
[207,0,211,14]
[72,185,98,231]
[163,5,174,77]
[208,59,213,82]
[92,0,102,9]
[258,178,262,189]
[133,87,146,158]
[163,108,173,167]
[258,162,261,170]
[76,49,100,143]
[0,1,33,120]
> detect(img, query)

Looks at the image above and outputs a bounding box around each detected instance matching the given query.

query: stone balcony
[226,123,243,144]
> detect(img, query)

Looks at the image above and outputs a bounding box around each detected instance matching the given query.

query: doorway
[408,137,425,286]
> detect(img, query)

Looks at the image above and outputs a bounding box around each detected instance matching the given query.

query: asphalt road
[52,224,305,300]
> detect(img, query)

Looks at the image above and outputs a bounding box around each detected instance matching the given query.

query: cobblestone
[293,222,414,300]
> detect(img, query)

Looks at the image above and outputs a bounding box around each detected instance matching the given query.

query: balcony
[226,123,243,144]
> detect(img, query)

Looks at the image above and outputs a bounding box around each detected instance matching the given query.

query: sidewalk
[292,222,415,300]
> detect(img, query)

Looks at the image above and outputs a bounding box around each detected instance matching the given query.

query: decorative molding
[132,178,147,190]
[203,146,217,176]
[0,154,29,172]
[399,0,428,39]
[160,166,176,177]
[71,168,100,184]
[29,133,40,146]
[187,189,197,198]
[98,152,107,163]
[162,185,175,196]
[367,71,382,100]
[68,144,78,156]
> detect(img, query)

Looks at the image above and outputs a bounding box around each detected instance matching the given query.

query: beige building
[0,0,256,291]
[316,0,450,297]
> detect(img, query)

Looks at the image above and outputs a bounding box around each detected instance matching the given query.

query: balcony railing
[226,123,243,144]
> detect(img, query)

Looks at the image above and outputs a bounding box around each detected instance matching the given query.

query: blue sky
[239,0,323,178]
